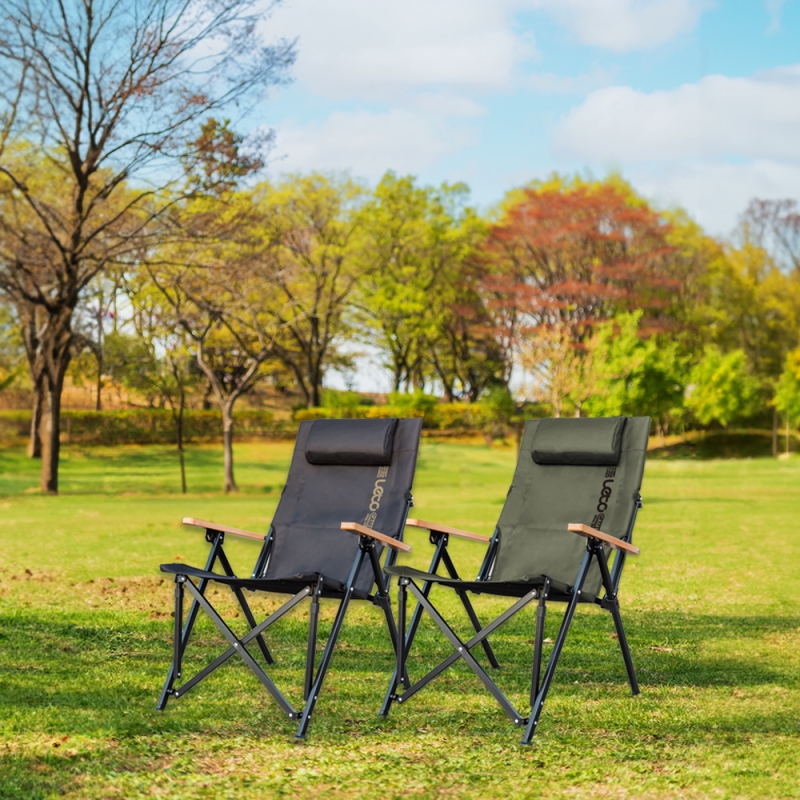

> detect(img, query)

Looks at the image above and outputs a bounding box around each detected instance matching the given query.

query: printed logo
[591,467,616,530]
[363,466,389,528]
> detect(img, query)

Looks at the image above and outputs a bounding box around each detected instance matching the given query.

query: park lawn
[0,439,799,799]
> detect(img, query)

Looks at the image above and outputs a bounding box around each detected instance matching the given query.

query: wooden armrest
[405,518,491,543]
[340,522,411,552]
[567,524,640,555]
[182,517,267,542]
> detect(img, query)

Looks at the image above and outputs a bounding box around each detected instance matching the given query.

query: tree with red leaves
[479,179,679,404]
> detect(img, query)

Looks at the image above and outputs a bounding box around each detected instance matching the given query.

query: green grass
[1,440,799,799]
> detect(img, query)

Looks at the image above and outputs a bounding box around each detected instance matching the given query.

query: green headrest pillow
[532,417,627,466]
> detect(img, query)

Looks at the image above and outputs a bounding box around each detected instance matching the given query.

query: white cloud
[268,0,535,102]
[555,65,800,163]
[272,108,477,180]
[631,160,800,236]
[531,0,712,53]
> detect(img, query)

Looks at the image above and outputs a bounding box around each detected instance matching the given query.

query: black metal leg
[441,548,500,669]
[366,545,407,691]
[396,586,538,709]
[295,550,367,739]
[232,587,275,665]
[173,576,184,682]
[531,578,550,706]
[216,547,275,666]
[380,536,448,717]
[305,580,322,701]
[596,547,639,695]
[157,535,224,711]
[170,586,310,701]
[183,579,298,718]
[403,581,527,725]
[522,549,593,745]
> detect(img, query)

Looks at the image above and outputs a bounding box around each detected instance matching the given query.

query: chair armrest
[567,524,640,555]
[182,517,267,542]
[406,518,491,543]
[340,522,411,552]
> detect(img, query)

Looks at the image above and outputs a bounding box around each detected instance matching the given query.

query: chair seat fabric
[385,564,574,599]
[160,562,372,600]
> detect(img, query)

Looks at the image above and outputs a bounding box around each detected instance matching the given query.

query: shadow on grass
[2,605,797,733]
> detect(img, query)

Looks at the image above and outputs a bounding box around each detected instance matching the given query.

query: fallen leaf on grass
[650,646,673,652]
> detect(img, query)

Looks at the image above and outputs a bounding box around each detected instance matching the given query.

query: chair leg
[530,578,550,707]
[304,579,322,701]
[379,575,432,717]
[522,549,592,745]
[183,578,299,718]
[173,576,185,683]
[608,599,639,695]
[402,581,528,725]
[216,547,275,666]
[595,546,639,695]
[295,550,367,739]
[157,536,224,710]
[380,535,450,717]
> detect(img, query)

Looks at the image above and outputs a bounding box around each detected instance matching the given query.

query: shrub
[0,408,282,445]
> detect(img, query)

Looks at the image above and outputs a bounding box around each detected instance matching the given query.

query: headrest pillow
[305,418,398,466]
[532,416,627,466]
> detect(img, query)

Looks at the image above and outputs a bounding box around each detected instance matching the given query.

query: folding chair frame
[158,504,412,739]
[383,495,642,744]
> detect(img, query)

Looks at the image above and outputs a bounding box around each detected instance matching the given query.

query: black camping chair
[157,417,422,739]
[381,416,649,744]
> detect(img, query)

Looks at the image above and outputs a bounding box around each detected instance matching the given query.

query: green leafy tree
[256,173,365,408]
[584,311,687,434]
[355,172,495,398]
[686,346,762,427]
[774,348,800,454]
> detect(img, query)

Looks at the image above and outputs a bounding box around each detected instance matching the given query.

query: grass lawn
[1,439,799,799]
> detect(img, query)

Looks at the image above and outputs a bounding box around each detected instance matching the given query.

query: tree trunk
[95,351,103,411]
[772,407,778,457]
[28,379,43,458]
[39,370,65,494]
[175,386,187,494]
[786,418,791,457]
[222,403,238,493]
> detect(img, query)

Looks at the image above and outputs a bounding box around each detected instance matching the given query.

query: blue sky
[248,0,800,238]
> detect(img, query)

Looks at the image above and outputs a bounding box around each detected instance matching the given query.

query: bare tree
[148,248,281,493]
[740,198,800,272]
[0,0,294,493]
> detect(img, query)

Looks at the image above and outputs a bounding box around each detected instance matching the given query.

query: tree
[774,348,800,455]
[355,173,494,397]
[106,278,199,492]
[740,198,800,272]
[686,346,762,428]
[480,177,679,388]
[257,173,364,408]
[149,182,282,493]
[583,311,686,435]
[0,0,294,493]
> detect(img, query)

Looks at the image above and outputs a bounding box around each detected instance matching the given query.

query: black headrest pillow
[305,418,399,466]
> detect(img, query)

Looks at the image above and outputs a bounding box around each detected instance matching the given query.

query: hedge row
[0,402,533,446]
[294,402,510,431]
[0,409,286,446]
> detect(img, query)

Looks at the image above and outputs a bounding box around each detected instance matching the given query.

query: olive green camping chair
[381,416,649,744]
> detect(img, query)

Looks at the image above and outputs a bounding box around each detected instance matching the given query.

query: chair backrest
[265,417,422,594]
[491,416,650,598]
